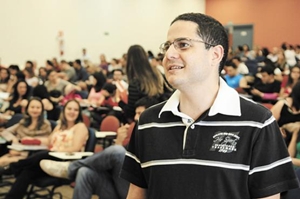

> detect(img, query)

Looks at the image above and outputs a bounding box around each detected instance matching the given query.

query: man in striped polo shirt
[121,13,299,199]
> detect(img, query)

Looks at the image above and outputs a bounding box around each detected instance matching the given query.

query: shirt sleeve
[1,123,20,141]
[120,122,148,188]
[248,113,299,198]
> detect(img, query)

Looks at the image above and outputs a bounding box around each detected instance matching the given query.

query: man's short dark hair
[171,13,228,73]
[60,60,68,64]
[46,69,56,76]
[112,69,124,75]
[46,60,54,67]
[75,59,81,66]
[260,66,274,75]
[8,65,20,71]
[232,56,241,62]
[225,60,237,69]
[135,97,159,109]
[26,61,33,68]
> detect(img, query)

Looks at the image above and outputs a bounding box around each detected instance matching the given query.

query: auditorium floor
[0,178,98,199]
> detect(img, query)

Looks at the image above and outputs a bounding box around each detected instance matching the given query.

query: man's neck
[178,82,219,120]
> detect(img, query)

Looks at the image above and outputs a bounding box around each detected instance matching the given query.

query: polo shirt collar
[158,77,241,118]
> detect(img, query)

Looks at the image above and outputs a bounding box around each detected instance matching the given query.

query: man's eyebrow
[175,37,188,41]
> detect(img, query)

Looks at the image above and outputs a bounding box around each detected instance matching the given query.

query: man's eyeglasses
[159,37,216,54]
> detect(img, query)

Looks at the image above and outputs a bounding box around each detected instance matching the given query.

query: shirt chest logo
[210,131,240,153]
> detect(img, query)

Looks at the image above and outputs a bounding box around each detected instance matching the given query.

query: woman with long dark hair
[119,45,172,121]
[271,81,300,149]
[0,68,10,92]
[1,80,31,119]
[279,65,300,98]
[0,97,51,166]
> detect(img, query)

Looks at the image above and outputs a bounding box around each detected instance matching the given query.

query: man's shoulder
[65,67,76,73]
[239,97,273,120]
[139,101,167,122]
[144,101,166,114]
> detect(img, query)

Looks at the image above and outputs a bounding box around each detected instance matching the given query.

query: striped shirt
[121,78,299,199]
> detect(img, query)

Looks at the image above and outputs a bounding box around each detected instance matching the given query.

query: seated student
[40,97,159,199]
[61,84,82,106]
[80,72,107,106]
[6,65,20,93]
[223,60,248,90]
[271,81,300,199]
[231,56,249,75]
[250,65,281,103]
[1,99,89,199]
[279,65,300,99]
[271,81,300,147]
[21,85,55,120]
[100,83,119,107]
[90,83,120,128]
[0,97,52,167]
[111,69,128,104]
[0,68,11,93]
[23,67,39,88]
[44,70,81,105]
[0,80,31,127]
[38,67,48,84]
[58,60,77,83]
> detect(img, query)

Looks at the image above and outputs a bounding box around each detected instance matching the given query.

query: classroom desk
[0,92,10,100]
[0,136,6,144]
[49,152,94,160]
[7,144,48,151]
[95,131,117,138]
[95,131,117,148]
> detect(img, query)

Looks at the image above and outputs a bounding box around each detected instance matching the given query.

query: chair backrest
[245,60,258,76]
[85,128,97,152]
[82,114,90,127]
[48,120,57,131]
[100,115,120,132]
[261,103,273,110]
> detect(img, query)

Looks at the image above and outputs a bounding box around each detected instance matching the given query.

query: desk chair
[82,114,91,128]
[26,128,97,199]
[99,115,120,148]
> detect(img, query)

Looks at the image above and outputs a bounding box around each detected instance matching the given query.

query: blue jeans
[69,145,129,199]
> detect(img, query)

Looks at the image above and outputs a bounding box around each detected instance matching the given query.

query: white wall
[0,0,205,68]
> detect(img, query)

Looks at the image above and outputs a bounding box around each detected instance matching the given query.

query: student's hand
[279,127,287,138]
[115,124,129,145]
[20,99,28,107]
[9,149,21,156]
[11,138,19,144]
[251,88,263,97]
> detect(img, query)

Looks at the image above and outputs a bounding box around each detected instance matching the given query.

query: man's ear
[211,45,224,65]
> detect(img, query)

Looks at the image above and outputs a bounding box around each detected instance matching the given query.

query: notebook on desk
[7,144,48,151]
[0,92,9,99]
[49,152,94,160]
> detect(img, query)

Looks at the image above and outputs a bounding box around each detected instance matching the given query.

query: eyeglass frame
[159,37,216,54]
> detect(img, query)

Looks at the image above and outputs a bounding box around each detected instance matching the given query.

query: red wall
[205,0,300,49]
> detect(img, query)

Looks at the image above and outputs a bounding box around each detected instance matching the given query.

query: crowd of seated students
[222,42,300,105]
[0,39,298,197]
[0,97,52,167]
[0,99,89,199]
[0,44,175,198]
